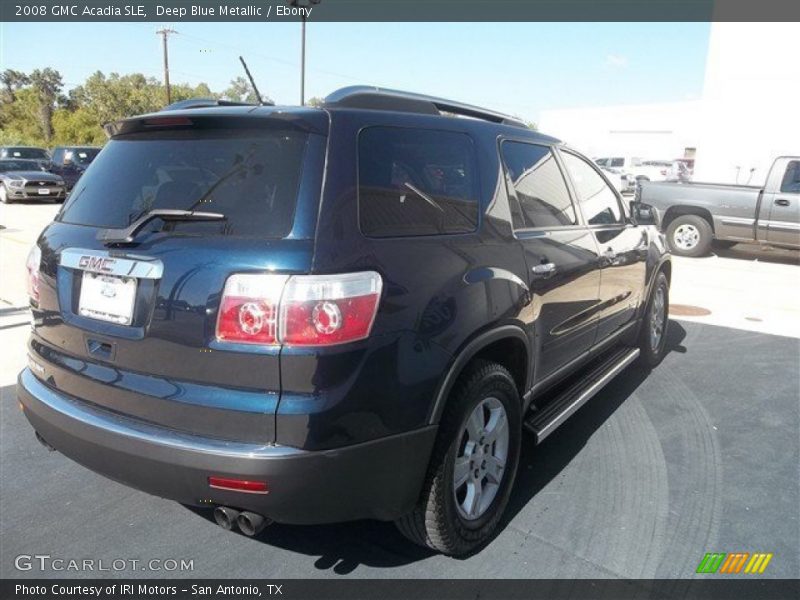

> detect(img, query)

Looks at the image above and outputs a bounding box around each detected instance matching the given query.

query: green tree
[306,96,324,108]
[222,76,271,104]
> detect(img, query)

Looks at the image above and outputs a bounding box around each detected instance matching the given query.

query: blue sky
[1,22,710,122]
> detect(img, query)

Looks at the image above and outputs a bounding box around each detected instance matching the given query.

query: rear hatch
[28,109,328,443]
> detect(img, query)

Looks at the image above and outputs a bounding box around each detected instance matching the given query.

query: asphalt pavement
[1,320,798,579]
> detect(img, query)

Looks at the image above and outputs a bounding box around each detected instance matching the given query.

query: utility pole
[300,14,306,106]
[288,0,320,106]
[156,27,177,105]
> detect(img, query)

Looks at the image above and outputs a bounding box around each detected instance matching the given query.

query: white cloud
[605,54,629,69]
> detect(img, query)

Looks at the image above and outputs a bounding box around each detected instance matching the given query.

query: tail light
[26,245,41,305]
[215,271,382,347]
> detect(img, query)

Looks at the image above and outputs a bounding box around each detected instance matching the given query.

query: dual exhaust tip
[213,506,272,536]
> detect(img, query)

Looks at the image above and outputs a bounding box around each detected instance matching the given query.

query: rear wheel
[637,272,669,367]
[665,214,712,257]
[396,360,521,556]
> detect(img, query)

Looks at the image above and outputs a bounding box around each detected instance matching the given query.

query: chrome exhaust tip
[213,506,241,531]
[236,511,272,536]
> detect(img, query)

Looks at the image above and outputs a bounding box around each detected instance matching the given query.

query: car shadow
[184,320,688,571]
[713,243,799,266]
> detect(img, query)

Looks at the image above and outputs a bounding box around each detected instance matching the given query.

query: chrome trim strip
[20,368,302,458]
[535,347,640,443]
[765,220,800,232]
[719,216,755,226]
[60,248,164,279]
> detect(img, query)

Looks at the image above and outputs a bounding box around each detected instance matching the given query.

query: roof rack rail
[323,86,528,129]
[160,97,273,111]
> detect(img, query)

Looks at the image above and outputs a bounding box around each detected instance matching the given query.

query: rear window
[4,147,48,160]
[67,148,101,165]
[358,126,479,237]
[59,129,309,238]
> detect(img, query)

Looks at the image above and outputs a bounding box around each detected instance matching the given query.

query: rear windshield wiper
[403,182,444,213]
[98,209,226,245]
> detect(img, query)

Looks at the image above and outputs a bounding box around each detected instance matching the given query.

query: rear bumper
[17,368,437,524]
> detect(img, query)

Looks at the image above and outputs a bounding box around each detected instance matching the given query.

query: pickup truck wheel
[395,360,521,556]
[665,215,712,257]
[638,272,669,367]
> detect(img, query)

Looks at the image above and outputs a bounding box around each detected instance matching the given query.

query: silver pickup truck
[639,156,800,256]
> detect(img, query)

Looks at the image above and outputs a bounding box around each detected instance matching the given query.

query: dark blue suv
[18,87,670,555]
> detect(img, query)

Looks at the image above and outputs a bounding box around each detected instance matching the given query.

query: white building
[539,23,800,185]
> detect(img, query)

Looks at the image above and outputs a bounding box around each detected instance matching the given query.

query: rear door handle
[532,262,556,275]
[775,198,791,207]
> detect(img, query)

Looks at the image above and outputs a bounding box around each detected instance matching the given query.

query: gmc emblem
[78,256,116,272]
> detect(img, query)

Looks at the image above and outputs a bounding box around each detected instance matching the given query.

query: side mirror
[630,200,659,227]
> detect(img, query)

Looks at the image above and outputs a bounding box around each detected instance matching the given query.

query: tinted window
[358,127,478,237]
[3,147,48,160]
[60,128,309,238]
[610,158,625,167]
[68,147,101,166]
[780,160,800,194]
[561,152,623,225]
[51,148,63,164]
[501,142,576,228]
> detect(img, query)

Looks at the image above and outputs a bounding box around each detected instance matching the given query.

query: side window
[780,160,800,194]
[358,127,479,237]
[51,148,63,165]
[561,152,623,226]
[501,141,576,228]
[610,158,625,168]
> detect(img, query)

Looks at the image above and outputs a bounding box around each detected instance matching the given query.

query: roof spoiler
[159,98,270,111]
[323,86,528,129]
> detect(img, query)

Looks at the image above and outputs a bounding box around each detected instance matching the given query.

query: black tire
[665,214,712,257]
[637,272,669,368]
[395,360,521,556]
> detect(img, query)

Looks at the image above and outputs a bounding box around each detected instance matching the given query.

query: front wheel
[665,214,713,257]
[396,360,521,556]
[637,272,669,367]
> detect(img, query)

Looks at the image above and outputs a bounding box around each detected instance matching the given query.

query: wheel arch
[662,205,715,233]
[427,325,530,425]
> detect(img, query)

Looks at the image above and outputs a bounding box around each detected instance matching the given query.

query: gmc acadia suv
[18,87,671,555]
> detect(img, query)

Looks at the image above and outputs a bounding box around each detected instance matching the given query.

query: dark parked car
[0,146,49,161]
[18,87,670,556]
[0,159,66,203]
[48,146,102,191]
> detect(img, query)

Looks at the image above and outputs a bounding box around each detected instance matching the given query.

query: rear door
[30,114,326,444]
[559,150,647,343]
[500,140,601,381]
[765,159,800,247]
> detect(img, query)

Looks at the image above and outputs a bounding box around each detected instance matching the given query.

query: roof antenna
[239,56,266,106]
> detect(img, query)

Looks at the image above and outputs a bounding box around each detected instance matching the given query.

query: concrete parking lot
[1,201,798,579]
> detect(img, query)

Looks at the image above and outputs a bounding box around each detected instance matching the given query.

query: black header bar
[2,0,800,23]
[2,579,800,600]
